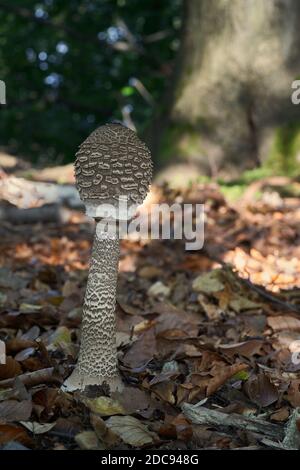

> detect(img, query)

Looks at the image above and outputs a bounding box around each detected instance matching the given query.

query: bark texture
[161,0,300,174]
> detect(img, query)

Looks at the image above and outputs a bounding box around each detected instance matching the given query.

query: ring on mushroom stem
[62,123,153,393]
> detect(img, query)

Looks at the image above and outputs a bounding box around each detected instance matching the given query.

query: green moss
[234,370,250,381]
[235,167,274,184]
[196,175,211,184]
[217,167,274,187]
[266,123,300,176]
[219,184,246,201]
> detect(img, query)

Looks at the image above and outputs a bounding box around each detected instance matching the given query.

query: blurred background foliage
[0,0,299,179]
[0,0,182,165]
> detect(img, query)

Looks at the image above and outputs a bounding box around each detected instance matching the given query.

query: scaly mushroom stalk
[63,123,152,392]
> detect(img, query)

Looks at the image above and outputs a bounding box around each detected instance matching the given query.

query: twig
[182,403,284,441]
[241,277,300,313]
[206,256,300,313]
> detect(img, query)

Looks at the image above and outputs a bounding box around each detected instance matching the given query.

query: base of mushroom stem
[61,368,124,393]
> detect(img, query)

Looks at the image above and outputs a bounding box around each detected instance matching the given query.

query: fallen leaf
[0,356,21,380]
[113,387,151,414]
[75,430,103,450]
[172,414,193,441]
[6,338,36,354]
[15,347,36,362]
[20,421,56,434]
[229,296,260,313]
[151,381,176,404]
[21,326,40,341]
[244,373,279,407]
[52,417,83,437]
[286,379,300,407]
[155,306,199,339]
[198,294,223,320]
[218,340,264,358]
[48,326,72,349]
[19,304,42,313]
[0,400,32,421]
[0,423,32,447]
[207,363,249,396]
[83,396,125,416]
[105,415,158,447]
[267,316,300,333]
[138,266,163,279]
[90,413,120,447]
[0,268,26,290]
[123,328,157,368]
[147,281,170,299]
[192,270,225,294]
[270,407,290,422]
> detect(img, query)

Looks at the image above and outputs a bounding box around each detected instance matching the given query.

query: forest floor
[0,159,300,450]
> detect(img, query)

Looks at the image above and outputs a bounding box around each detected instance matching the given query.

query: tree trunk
[159,0,300,176]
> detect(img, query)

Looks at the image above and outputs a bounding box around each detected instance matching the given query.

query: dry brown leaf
[244,373,279,407]
[6,338,36,354]
[138,266,163,279]
[172,413,193,441]
[267,316,300,333]
[155,311,199,338]
[158,423,177,439]
[218,340,264,358]
[270,407,290,422]
[198,294,223,320]
[123,328,157,368]
[113,387,151,414]
[0,356,22,380]
[0,423,32,447]
[181,377,208,403]
[207,363,249,396]
[90,413,120,447]
[286,379,300,407]
[151,381,176,404]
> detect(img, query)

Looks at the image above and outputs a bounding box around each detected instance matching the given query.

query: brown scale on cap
[74,123,152,207]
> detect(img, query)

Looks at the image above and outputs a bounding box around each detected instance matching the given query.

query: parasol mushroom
[63,123,152,392]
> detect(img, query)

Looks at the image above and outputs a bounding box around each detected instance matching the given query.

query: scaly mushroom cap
[74,123,152,217]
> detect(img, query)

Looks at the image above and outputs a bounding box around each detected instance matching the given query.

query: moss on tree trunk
[157,0,300,176]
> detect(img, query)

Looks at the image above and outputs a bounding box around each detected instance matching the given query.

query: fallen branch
[0,367,61,389]
[0,176,83,209]
[182,403,284,441]
[282,407,300,450]
[241,276,300,313]
[0,203,71,224]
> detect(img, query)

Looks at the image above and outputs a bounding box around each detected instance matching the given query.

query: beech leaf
[105,415,157,447]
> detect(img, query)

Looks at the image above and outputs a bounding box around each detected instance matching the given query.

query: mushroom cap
[74,123,152,218]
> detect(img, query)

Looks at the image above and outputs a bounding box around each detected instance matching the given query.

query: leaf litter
[0,177,300,449]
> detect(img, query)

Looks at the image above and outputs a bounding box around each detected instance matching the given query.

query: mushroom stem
[63,221,123,392]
